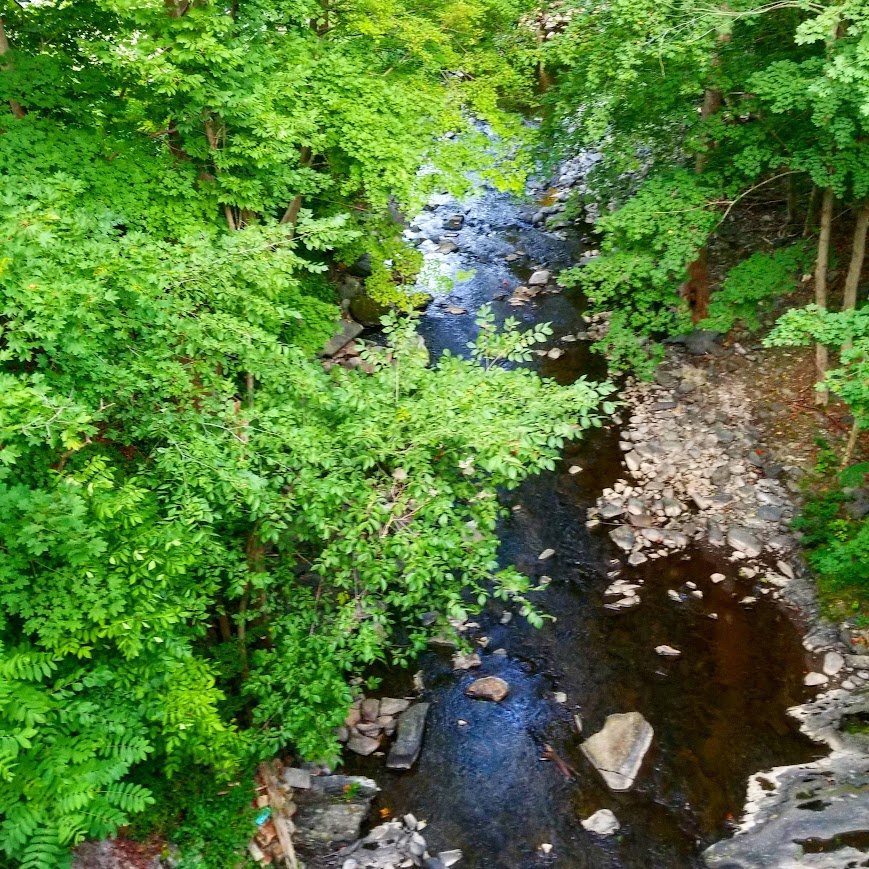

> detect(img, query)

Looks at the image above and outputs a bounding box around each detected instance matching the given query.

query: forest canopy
[1,0,867,866]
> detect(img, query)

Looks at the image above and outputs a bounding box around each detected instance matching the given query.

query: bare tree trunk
[684,25,730,322]
[840,419,861,470]
[281,147,313,226]
[842,198,868,313]
[0,18,27,118]
[814,187,834,405]
[803,185,819,237]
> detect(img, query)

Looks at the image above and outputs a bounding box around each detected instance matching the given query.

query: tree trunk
[281,147,313,226]
[842,198,868,313]
[840,418,861,470]
[684,25,730,322]
[814,187,834,404]
[803,185,819,237]
[0,18,27,119]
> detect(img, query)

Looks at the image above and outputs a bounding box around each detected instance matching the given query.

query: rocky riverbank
[580,336,869,866]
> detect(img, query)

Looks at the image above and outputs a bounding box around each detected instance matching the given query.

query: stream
[342,169,821,868]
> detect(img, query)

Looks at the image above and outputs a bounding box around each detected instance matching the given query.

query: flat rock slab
[465,676,510,702]
[703,752,869,869]
[321,318,363,358]
[580,711,654,791]
[386,703,430,770]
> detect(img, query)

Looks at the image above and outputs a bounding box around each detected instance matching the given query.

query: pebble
[710,573,725,583]
[655,645,682,657]
[804,672,829,686]
[538,548,556,561]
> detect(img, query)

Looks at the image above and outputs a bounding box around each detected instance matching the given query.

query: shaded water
[344,180,820,867]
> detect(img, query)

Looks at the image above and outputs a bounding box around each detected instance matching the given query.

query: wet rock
[528,269,550,285]
[727,526,763,558]
[580,809,620,836]
[452,652,482,670]
[294,776,378,849]
[386,703,430,770]
[655,645,681,657]
[465,676,510,702]
[804,672,829,687]
[538,547,556,561]
[580,711,654,791]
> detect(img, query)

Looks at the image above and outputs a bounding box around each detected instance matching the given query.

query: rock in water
[655,645,681,658]
[528,269,550,285]
[386,703,430,770]
[465,676,510,702]
[580,809,621,836]
[580,711,654,791]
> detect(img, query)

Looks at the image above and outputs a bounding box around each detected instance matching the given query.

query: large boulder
[580,712,654,791]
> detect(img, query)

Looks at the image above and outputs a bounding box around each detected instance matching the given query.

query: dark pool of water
[342,180,821,868]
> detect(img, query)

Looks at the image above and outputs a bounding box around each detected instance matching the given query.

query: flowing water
[343,177,820,868]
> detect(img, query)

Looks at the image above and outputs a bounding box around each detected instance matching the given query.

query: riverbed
[341,172,820,868]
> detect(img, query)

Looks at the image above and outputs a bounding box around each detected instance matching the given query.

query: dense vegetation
[542,0,868,608]
[0,2,614,865]
[0,0,866,865]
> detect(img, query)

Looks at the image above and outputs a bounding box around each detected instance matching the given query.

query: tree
[0,2,614,864]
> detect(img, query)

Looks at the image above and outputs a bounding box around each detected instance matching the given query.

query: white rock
[710,573,726,583]
[804,672,829,686]
[580,711,654,791]
[822,651,845,676]
[538,548,555,561]
[655,645,682,657]
[581,809,620,836]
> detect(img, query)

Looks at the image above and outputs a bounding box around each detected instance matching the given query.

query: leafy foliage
[702,243,813,333]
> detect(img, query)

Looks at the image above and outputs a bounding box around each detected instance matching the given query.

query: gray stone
[609,525,636,552]
[727,526,763,558]
[822,651,845,676]
[580,809,620,836]
[282,767,312,789]
[386,703,430,770]
[600,502,625,520]
[580,711,654,791]
[757,505,783,523]
[528,269,551,285]
[624,451,641,472]
[465,676,509,702]
[452,652,482,670]
[321,318,364,357]
[804,672,829,687]
[438,850,463,868]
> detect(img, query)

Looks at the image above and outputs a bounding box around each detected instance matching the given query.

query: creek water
[343,178,821,868]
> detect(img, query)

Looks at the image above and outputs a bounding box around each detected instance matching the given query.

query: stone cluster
[338,816,462,869]
[588,353,800,579]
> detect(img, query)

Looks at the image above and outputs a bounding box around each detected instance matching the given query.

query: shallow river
[344,176,820,868]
